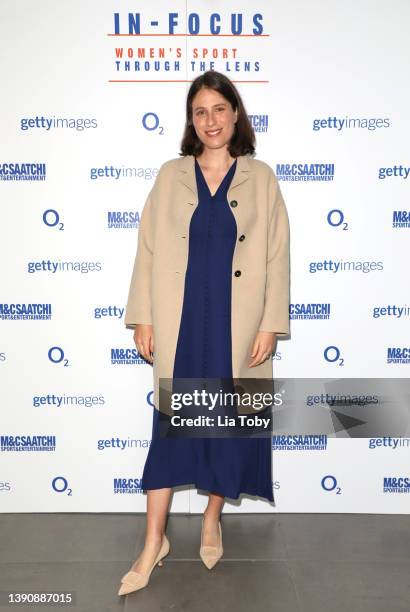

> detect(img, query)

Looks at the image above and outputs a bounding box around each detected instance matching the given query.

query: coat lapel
[177,154,250,200]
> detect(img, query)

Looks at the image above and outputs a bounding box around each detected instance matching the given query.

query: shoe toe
[118,582,134,596]
[201,556,220,570]
[200,546,223,569]
[122,569,142,581]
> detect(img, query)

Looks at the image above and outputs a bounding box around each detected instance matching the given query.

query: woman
[118,70,290,596]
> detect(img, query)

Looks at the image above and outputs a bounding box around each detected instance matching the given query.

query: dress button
[234,270,241,277]
[239,234,245,241]
[230,200,238,208]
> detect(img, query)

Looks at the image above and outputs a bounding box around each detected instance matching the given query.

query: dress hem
[141,479,274,502]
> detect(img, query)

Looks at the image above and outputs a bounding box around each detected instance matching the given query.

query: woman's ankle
[203,509,221,523]
[145,532,165,546]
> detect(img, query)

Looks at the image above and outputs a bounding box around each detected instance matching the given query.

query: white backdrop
[1,0,409,514]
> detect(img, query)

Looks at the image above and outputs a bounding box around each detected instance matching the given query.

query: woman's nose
[206,113,216,127]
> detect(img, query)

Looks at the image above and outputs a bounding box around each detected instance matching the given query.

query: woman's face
[191,87,238,152]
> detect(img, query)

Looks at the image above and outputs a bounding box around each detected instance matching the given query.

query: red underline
[107,33,269,37]
[108,79,269,83]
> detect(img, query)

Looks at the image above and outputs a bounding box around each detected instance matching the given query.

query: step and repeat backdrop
[1,0,409,514]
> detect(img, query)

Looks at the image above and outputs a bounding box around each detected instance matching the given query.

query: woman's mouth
[206,129,222,137]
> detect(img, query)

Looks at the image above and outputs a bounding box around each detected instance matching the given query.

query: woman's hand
[133,324,154,364]
[248,331,277,367]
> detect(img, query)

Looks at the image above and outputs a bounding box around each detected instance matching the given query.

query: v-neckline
[195,157,237,199]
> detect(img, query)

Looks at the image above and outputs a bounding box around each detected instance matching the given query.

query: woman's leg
[130,487,172,573]
[202,491,225,546]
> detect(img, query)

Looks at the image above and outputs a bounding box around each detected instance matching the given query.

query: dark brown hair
[179,70,256,157]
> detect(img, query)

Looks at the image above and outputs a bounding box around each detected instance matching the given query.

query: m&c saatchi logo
[113,477,143,494]
[276,163,334,182]
[0,435,56,452]
[0,162,46,181]
[110,348,146,365]
[289,303,331,320]
[249,114,268,133]
[392,210,410,228]
[383,476,410,493]
[386,348,410,364]
[272,435,327,451]
[107,211,140,229]
[0,303,52,320]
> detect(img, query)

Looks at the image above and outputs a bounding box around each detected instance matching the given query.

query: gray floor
[1,513,409,611]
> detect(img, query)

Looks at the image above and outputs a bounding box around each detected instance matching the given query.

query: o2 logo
[147,390,154,408]
[327,209,348,230]
[321,474,342,495]
[324,345,344,366]
[48,346,69,367]
[43,209,64,231]
[142,112,164,135]
[52,476,72,496]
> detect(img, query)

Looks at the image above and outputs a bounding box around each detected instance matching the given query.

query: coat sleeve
[124,182,157,329]
[258,170,290,336]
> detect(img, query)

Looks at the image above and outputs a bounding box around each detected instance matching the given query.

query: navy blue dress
[140,157,274,501]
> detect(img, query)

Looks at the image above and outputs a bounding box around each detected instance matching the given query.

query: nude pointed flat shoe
[118,534,170,596]
[200,517,223,569]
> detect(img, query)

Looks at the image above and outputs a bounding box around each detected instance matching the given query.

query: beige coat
[125,154,290,411]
